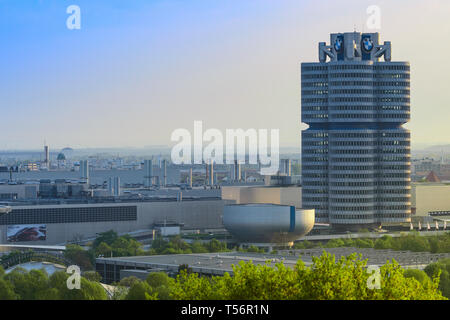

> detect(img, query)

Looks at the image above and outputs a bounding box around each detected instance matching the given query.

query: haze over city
[1,0,449,150]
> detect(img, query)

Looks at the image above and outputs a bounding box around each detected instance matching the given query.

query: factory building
[0,184,38,200]
[411,183,450,216]
[0,198,229,245]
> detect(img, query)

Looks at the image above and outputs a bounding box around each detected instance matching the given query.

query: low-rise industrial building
[0,198,230,245]
[96,251,305,284]
[0,184,38,200]
[412,183,450,216]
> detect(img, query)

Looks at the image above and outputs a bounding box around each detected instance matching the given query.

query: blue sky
[1,0,449,150]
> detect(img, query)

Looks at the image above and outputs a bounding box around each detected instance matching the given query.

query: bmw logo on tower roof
[362,36,374,53]
[334,38,343,52]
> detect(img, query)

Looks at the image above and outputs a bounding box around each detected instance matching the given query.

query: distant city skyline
[1,0,450,150]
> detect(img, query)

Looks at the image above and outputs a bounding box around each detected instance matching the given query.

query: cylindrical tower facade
[301,32,411,230]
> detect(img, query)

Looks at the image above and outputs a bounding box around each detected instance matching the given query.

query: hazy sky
[1,0,449,150]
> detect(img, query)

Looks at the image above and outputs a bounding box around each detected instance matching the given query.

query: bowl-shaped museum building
[223,204,314,244]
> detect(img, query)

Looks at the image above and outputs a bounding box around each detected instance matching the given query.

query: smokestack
[234,160,241,182]
[44,145,49,167]
[210,161,214,185]
[162,159,167,187]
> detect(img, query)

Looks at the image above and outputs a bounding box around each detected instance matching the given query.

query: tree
[205,239,228,253]
[59,277,108,300]
[146,272,174,300]
[178,264,193,274]
[4,267,36,300]
[65,244,94,270]
[146,272,172,288]
[92,230,118,248]
[83,271,102,282]
[168,236,191,251]
[404,269,432,286]
[151,236,169,252]
[125,281,157,300]
[374,235,395,249]
[119,276,141,288]
[0,278,18,300]
[354,238,374,248]
[110,285,129,300]
[48,271,107,300]
[170,252,446,300]
[398,235,430,252]
[95,242,113,258]
[424,258,450,298]
[191,241,208,253]
[324,238,345,248]
[171,270,219,300]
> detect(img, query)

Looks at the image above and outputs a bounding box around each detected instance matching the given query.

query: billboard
[7,224,47,242]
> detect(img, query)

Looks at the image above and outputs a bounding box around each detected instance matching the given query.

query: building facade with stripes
[301,32,411,230]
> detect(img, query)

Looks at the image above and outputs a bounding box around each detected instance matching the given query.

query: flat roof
[1,196,222,207]
[0,244,66,251]
[96,252,308,275]
[96,248,450,275]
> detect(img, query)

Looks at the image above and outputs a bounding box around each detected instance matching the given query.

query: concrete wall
[412,183,450,216]
[0,200,229,245]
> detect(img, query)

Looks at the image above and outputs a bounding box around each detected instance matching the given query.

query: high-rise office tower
[301,32,411,231]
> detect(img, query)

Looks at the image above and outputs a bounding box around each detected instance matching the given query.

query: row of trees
[293,232,450,253]
[0,267,107,300]
[1,253,448,300]
[117,253,446,300]
[62,231,233,271]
